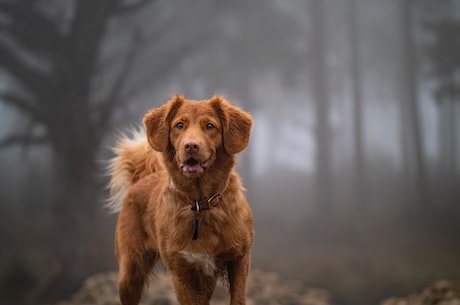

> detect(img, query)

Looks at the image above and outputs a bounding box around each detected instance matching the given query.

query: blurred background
[0,0,459,304]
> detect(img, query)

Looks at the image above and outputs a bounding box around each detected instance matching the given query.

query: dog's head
[143,95,252,178]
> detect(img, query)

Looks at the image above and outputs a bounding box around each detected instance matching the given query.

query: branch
[122,41,203,99]
[0,0,67,56]
[95,30,143,128]
[0,133,48,149]
[68,1,119,83]
[0,92,45,123]
[0,40,50,97]
[114,0,154,15]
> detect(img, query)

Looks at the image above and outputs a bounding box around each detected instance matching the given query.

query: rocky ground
[56,270,460,305]
[381,280,460,305]
[55,269,332,305]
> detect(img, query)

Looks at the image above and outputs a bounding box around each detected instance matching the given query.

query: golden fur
[107,95,254,305]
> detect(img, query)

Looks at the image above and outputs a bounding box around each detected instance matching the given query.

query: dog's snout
[184,140,200,154]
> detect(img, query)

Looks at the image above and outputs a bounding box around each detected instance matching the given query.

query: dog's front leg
[171,268,217,305]
[118,255,148,305]
[165,254,217,305]
[227,253,251,305]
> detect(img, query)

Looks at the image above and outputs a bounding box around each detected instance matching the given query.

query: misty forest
[0,0,459,305]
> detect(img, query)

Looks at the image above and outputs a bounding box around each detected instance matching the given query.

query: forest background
[0,0,459,305]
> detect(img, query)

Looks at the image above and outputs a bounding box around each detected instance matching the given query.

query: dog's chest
[173,203,226,238]
[179,251,216,276]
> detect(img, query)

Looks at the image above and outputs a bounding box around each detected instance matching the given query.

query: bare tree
[0,0,162,298]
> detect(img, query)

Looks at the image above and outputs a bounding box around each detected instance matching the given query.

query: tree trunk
[438,81,458,201]
[311,0,333,212]
[37,1,116,294]
[348,0,367,210]
[45,123,101,298]
[399,0,428,208]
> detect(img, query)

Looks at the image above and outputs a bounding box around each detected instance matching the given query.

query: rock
[56,270,333,305]
[381,280,460,305]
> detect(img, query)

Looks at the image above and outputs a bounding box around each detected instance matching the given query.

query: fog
[0,1,459,305]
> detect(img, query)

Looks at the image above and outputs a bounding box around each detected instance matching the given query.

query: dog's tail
[106,129,162,213]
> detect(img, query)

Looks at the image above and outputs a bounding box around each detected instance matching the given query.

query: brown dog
[107,95,254,305]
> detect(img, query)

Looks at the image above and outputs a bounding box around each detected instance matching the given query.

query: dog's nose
[184,140,200,154]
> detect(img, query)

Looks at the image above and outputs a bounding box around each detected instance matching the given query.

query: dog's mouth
[180,157,209,175]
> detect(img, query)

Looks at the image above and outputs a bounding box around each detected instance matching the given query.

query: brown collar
[169,179,228,240]
[169,180,227,212]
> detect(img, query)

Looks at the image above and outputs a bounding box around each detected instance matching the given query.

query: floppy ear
[209,96,253,155]
[143,95,184,152]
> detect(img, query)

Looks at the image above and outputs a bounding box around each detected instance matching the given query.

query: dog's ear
[143,95,184,152]
[209,96,253,154]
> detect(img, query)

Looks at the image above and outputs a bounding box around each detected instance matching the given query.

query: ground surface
[56,269,460,305]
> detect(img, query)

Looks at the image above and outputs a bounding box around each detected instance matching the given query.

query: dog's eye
[175,122,184,129]
[206,122,215,130]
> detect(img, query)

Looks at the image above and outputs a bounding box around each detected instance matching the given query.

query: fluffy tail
[106,129,162,213]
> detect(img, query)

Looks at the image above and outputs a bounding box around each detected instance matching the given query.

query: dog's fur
[107,95,254,305]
